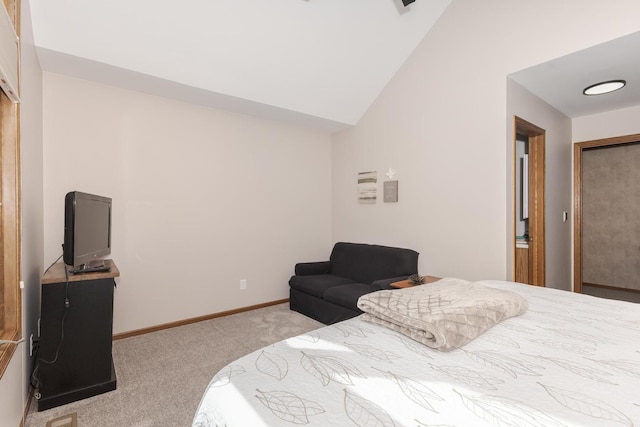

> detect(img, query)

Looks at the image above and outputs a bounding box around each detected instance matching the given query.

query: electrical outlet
[240,279,247,290]
[29,334,40,357]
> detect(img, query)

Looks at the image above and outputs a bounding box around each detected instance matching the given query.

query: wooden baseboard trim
[113,298,290,340]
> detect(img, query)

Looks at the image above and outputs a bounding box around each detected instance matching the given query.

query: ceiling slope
[29,0,452,131]
[510,31,640,119]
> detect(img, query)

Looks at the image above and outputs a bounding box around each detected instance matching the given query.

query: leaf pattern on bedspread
[193,280,640,426]
[531,339,596,355]
[388,334,434,359]
[415,422,455,427]
[539,382,633,426]
[497,322,537,335]
[374,368,442,412]
[343,342,400,363]
[208,364,245,387]
[344,388,395,427]
[295,332,320,343]
[587,358,640,378]
[538,356,616,384]
[545,327,604,344]
[256,350,289,381]
[454,389,566,427]
[335,324,374,338]
[530,310,593,326]
[479,332,521,349]
[430,365,504,390]
[622,323,640,334]
[255,389,325,424]
[300,351,363,386]
[191,412,214,427]
[463,350,541,378]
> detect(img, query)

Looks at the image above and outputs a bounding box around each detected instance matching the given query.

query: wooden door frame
[513,116,546,286]
[0,0,22,380]
[573,133,640,293]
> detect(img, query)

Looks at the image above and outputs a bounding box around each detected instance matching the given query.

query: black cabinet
[37,260,119,411]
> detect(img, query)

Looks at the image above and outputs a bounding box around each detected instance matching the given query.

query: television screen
[63,191,112,270]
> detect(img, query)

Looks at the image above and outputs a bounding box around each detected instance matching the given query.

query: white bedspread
[193,280,640,426]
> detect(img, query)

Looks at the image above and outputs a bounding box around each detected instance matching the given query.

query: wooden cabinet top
[390,275,441,288]
[42,259,120,284]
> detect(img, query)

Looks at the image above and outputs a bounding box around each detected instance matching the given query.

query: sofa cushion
[323,283,374,312]
[289,274,355,298]
[295,261,331,276]
[330,242,419,284]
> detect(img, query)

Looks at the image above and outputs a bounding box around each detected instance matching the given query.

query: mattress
[193,280,640,426]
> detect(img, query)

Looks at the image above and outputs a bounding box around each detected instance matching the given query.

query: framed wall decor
[384,180,398,202]
[357,171,377,203]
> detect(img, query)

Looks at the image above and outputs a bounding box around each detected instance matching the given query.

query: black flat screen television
[63,191,112,273]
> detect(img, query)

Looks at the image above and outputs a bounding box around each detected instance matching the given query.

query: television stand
[37,259,119,411]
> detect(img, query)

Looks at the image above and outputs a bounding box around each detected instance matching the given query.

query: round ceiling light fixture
[583,80,626,96]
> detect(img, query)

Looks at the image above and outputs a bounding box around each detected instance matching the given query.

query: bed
[193,279,640,426]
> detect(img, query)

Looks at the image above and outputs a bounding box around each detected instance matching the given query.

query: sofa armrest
[295,261,331,276]
[370,275,410,291]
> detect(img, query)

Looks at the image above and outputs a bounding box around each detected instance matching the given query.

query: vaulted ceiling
[29,0,452,131]
[28,1,640,132]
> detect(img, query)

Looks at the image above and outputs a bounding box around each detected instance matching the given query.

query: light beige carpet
[25,303,323,427]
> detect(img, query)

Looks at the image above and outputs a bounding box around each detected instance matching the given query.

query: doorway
[513,116,546,286]
[574,133,640,297]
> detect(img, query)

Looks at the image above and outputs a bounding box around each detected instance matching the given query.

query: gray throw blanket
[357,278,528,351]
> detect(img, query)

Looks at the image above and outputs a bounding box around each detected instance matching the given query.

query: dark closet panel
[582,142,640,291]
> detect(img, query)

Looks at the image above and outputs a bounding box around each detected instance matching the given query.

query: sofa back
[330,242,418,284]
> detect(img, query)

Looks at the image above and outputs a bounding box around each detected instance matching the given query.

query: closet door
[580,140,640,293]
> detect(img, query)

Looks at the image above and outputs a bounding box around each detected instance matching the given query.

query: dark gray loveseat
[289,242,419,324]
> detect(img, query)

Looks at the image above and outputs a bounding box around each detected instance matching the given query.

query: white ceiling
[29,0,452,132]
[28,2,640,131]
[510,31,640,119]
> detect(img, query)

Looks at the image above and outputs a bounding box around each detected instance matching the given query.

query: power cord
[0,338,25,346]
[0,258,64,350]
[30,251,70,394]
[30,305,68,393]
[43,253,63,277]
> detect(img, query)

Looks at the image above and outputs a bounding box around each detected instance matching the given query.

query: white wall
[0,355,23,425]
[507,79,572,290]
[43,73,332,334]
[0,0,44,424]
[573,105,640,142]
[332,0,640,282]
[20,0,45,415]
